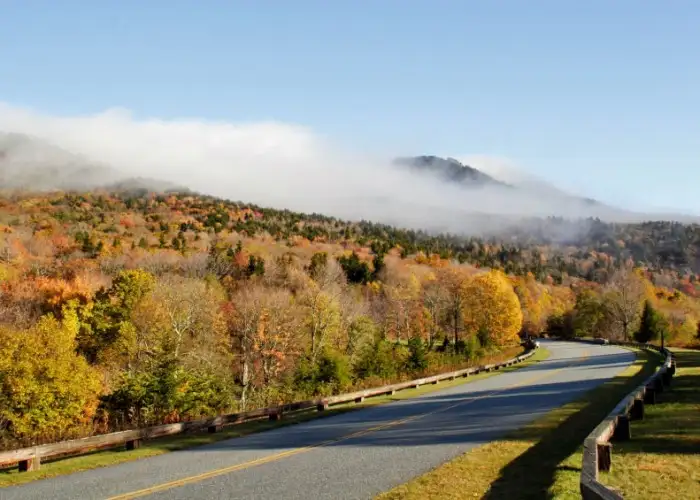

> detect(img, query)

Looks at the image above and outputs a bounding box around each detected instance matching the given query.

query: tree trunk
[453,309,460,344]
[239,336,251,410]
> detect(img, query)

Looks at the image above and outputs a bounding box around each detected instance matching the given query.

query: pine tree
[635,300,666,343]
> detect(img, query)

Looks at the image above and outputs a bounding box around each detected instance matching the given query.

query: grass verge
[598,348,700,499]
[377,347,661,500]
[0,347,550,488]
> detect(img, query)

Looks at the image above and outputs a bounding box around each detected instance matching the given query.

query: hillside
[1,187,699,452]
[0,132,188,194]
[1,188,700,287]
[4,132,700,232]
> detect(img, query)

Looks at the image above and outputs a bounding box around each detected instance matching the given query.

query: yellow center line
[107,349,589,500]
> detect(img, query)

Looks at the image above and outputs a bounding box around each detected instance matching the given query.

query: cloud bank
[0,103,677,237]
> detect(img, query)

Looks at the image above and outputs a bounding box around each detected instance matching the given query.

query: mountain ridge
[392,155,511,188]
[2,132,698,226]
[0,132,189,194]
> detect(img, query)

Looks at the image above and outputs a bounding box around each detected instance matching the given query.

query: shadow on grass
[608,349,700,457]
[482,356,660,500]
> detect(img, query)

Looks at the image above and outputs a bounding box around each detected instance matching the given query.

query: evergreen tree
[406,336,428,372]
[246,255,265,277]
[634,300,667,343]
[372,253,385,280]
[338,251,371,284]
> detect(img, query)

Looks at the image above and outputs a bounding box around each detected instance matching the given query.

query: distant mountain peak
[392,155,510,187]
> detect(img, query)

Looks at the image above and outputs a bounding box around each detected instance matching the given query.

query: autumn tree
[343,314,377,361]
[572,289,607,338]
[604,268,645,341]
[226,284,301,408]
[383,269,422,342]
[263,251,310,293]
[422,274,448,347]
[514,275,548,335]
[460,270,523,347]
[129,274,228,368]
[83,269,156,367]
[0,305,102,440]
[99,275,232,425]
[302,286,341,360]
[299,255,345,360]
[436,267,470,345]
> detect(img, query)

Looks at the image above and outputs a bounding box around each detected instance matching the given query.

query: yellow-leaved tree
[0,305,102,440]
[460,270,523,347]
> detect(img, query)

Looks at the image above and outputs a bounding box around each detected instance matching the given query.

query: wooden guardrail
[0,347,537,473]
[578,340,675,500]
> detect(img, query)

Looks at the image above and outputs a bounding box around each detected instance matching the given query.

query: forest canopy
[1,189,698,447]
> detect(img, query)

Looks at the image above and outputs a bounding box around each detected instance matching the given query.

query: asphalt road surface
[1,340,635,500]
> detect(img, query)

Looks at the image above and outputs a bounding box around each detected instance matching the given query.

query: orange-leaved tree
[460,269,523,347]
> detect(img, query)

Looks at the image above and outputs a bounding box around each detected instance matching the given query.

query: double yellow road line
[109,349,588,499]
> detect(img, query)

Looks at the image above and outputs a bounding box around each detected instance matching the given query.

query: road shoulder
[377,346,659,500]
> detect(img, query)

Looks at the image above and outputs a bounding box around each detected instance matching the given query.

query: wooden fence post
[597,443,612,472]
[18,456,40,472]
[644,386,656,404]
[654,377,665,393]
[612,416,631,441]
[630,398,644,420]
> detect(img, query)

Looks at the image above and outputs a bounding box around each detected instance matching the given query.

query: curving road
[1,341,635,500]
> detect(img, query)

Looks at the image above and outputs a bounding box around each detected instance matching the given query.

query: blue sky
[1,1,699,214]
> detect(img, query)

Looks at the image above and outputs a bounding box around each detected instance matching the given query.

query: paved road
[1,340,635,500]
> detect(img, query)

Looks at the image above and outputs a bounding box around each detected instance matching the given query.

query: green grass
[0,347,549,488]
[597,348,700,499]
[377,347,662,500]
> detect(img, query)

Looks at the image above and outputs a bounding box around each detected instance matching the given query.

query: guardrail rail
[0,346,538,473]
[577,340,675,500]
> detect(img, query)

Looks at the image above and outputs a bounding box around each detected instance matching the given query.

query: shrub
[100,362,233,427]
[464,334,481,361]
[354,340,399,381]
[293,350,353,396]
[316,350,352,391]
[406,336,429,372]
